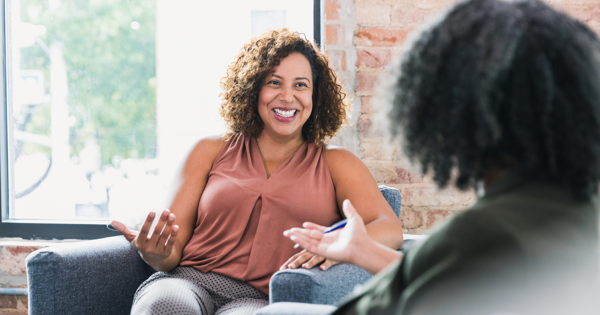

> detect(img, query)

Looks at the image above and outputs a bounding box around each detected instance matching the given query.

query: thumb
[342,199,361,221]
[110,220,138,243]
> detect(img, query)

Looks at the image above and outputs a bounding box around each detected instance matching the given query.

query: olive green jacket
[335,171,600,315]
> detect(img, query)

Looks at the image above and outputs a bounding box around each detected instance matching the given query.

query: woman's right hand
[284,200,402,274]
[283,200,370,266]
[111,209,179,267]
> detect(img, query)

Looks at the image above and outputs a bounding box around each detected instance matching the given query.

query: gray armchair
[26,186,404,315]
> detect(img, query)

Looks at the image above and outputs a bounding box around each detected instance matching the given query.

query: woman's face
[258,52,313,141]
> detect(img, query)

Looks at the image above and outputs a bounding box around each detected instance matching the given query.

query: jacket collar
[480,169,526,199]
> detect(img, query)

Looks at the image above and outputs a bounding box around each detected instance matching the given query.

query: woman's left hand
[280,249,339,271]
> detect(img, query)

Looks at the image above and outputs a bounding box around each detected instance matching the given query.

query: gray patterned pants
[131,267,269,315]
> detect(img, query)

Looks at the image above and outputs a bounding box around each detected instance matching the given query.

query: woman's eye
[268,80,280,85]
[297,82,308,87]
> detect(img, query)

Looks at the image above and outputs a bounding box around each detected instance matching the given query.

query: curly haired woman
[284,0,600,314]
[111,29,404,315]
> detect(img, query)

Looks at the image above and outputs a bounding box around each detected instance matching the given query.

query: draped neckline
[252,137,308,180]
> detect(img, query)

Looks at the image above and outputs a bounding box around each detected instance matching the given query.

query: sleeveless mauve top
[179,134,340,294]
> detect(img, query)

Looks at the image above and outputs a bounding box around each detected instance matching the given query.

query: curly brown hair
[219,29,349,145]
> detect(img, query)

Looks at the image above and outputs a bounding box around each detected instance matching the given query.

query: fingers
[342,199,360,220]
[158,213,176,248]
[289,234,322,254]
[285,228,324,241]
[137,211,156,245]
[280,250,305,271]
[302,222,327,231]
[281,250,316,270]
[301,254,325,269]
[163,225,179,254]
[320,259,339,271]
[150,210,171,247]
[110,220,138,243]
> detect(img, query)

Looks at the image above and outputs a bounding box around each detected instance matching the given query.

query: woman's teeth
[274,108,296,118]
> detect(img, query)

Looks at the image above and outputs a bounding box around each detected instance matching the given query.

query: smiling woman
[220,29,347,145]
[109,29,404,315]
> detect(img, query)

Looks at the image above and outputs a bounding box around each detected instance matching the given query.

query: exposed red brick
[355,0,397,7]
[357,49,392,68]
[362,138,398,161]
[326,24,344,46]
[0,245,45,275]
[6,246,42,256]
[392,167,422,184]
[391,5,433,26]
[355,28,411,47]
[18,296,27,311]
[401,186,475,207]
[0,296,17,309]
[358,116,384,137]
[426,210,455,228]
[358,117,373,138]
[361,96,373,114]
[356,5,391,25]
[325,50,347,72]
[356,72,380,92]
[325,0,341,20]
[558,4,600,23]
[401,208,424,229]
[0,309,27,315]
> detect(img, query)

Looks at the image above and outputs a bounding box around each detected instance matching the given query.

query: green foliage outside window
[19,0,156,165]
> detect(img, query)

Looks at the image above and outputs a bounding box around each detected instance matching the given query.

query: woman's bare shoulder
[193,133,228,152]
[185,133,228,169]
[323,144,361,165]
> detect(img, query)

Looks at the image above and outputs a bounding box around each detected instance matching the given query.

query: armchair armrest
[26,236,155,315]
[269,235,427,305]
[269,263,372,305]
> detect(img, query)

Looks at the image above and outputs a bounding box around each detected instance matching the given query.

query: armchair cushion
[255,302,336,315]
[269,263,371,305]
[26,236,154,315]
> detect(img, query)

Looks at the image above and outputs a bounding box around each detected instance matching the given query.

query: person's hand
[279,249,339,271]
[110,209,179,267]
[283,200,370,266]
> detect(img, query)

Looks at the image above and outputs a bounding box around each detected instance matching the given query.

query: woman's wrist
[350,237,402,274]
[146,252,181,272]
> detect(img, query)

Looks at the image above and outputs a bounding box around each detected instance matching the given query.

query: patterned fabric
[131,267,268,315]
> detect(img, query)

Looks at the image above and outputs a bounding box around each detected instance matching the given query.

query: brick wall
[1,1,600,313]
[325,0,600,234]
[0,243,52,315]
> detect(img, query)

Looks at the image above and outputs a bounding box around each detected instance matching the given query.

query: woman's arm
[111,135,226,271]
[281,146,404,271]
[284,200,402,274]
[325,146,404,250]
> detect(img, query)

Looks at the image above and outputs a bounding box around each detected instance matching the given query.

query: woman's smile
[273,108,299,121]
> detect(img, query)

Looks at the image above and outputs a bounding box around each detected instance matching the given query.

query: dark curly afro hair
[219,29,349,145]
[388,0,600,198]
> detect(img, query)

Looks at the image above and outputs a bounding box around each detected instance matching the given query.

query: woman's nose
[279,86,295,103]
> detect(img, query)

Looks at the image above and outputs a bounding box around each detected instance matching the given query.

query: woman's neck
[255,131,305,161]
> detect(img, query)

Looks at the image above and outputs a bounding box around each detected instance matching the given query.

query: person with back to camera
[110,29,404,315]
[284,0,600,314]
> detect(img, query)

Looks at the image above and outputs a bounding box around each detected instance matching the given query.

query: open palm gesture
[284,200,370,265]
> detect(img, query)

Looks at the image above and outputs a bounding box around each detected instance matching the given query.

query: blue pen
[293,219,348,249]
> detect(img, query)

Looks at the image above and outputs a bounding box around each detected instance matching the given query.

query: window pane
[6,0,315,223]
